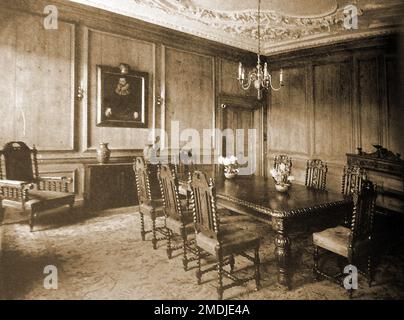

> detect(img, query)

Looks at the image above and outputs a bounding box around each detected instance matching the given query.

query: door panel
[217,102,262,176]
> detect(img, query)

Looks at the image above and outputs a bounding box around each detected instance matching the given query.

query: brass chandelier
[237,0,284,100]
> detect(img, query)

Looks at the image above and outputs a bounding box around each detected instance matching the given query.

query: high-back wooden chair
[134,157,167,249]
[0,141,75,231]
[341,165,368,226]
[157,164,196,271]
[313,180,377,297]
[274,155,292,173]
[305,159,328,190]
[189,170,261,300]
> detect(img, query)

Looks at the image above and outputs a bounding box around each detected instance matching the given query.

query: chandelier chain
[258,0,261,56]
[237,0,283,99]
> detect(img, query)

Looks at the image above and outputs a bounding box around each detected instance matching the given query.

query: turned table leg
[0,204,4,225]
[272,217,291,289]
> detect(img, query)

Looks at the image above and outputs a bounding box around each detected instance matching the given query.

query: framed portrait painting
[96,64,148,128]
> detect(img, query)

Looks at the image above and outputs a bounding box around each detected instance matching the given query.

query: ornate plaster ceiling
[69,0,403,55]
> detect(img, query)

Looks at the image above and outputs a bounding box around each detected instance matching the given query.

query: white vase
[275,183,290,193]
[224,171,237,179]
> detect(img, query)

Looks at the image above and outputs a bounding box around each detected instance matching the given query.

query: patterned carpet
[1,207,404,300]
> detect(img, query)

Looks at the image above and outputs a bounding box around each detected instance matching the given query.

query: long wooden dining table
[178,172,352,290]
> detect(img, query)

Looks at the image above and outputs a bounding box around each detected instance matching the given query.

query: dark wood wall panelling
[0,0,257,202]
[267,38,402,192]
[1,1,401,201]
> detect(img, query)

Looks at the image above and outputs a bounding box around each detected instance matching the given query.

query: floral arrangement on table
[270,163,295,192]
[218,155,239,179]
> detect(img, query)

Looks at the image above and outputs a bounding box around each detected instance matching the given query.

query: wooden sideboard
[84,163,138,210]
[347,147,404,215]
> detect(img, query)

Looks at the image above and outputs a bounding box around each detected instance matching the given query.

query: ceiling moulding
[68,0,402,55]
[130,0,356,51]
[132,0,349,41]
[264,28,399,56]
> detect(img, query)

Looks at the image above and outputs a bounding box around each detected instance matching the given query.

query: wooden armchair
[0,141,75,231]
[274,154,292,173]
[157,164,197,271]
[313,180,377,297]
[134,157,168,249]
[189,171,261,300]
[305,159,328,190]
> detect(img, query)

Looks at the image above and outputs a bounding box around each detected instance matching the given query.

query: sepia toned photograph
[0,0,404,307]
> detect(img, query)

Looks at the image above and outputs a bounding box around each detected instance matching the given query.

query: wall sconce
[77,85,84,100]
[156,96,163,106]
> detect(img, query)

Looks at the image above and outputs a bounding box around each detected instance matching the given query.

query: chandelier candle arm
[237,0,284,99]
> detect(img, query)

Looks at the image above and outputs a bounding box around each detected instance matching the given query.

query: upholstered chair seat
[165,209,194,235]
[2,189,75,213]
[313,225,371,258]
[196,225,261,257]
[138,201,164,221]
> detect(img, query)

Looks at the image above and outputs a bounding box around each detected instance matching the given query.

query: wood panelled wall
[267,39,402,192]
[0,1,401,202]
[0,0,257,202]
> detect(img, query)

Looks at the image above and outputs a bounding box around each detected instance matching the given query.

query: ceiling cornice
[68,0,403,55]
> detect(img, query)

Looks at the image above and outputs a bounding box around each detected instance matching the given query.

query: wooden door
[216,97,264,176]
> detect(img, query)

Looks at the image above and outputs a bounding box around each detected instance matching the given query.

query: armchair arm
[38,176,73,193]
[40,176,71,182]
[0,179,34,202]
[0,179,29,187]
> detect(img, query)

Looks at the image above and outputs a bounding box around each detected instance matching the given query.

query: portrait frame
[96,64,148,128]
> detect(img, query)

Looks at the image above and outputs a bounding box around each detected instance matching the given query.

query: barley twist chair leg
[255,246,261,290]
[229,255,235,274]
[313,245,320,281]
[29,210,35,232]
[182,231,188,271]
[152,218,157,250]
[140,213,146,241]
[166,230,172,259]
[348,257,354,299]
[217,251,224,300]
[196,247,202,285]
[367,254,373,288]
